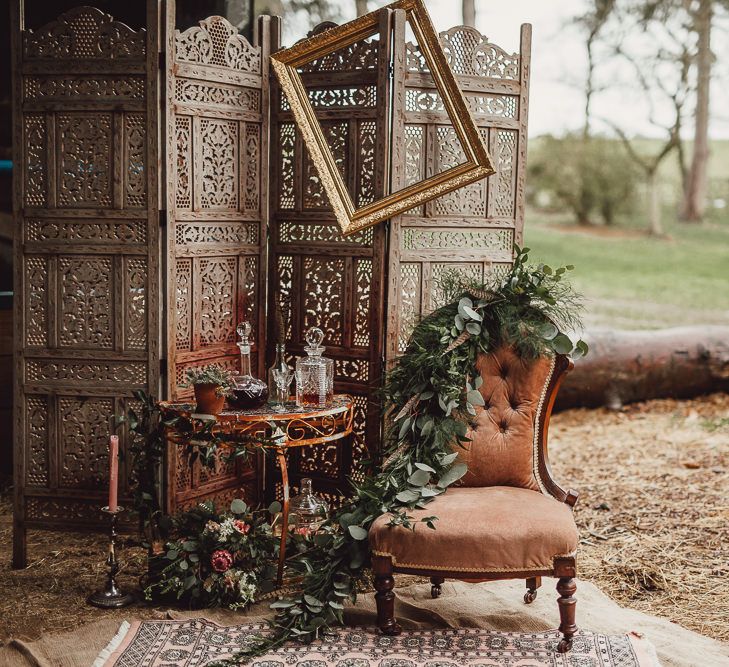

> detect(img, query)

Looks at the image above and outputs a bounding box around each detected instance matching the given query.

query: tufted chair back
[458,346,556,491]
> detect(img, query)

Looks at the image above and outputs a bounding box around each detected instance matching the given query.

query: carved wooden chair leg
[556,577,577,653]
[524,576,541,604]
[430,576,444,599]
[373,555,402,636]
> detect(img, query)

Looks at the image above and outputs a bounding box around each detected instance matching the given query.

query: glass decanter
[295,327,334,408]
[268,343,292,407]
[229,321,268,410]
[289,478,329,535]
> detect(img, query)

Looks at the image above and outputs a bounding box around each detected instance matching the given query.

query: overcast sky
[284,0,729,139]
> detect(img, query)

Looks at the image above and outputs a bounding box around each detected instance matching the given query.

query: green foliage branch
[217,247,587,664]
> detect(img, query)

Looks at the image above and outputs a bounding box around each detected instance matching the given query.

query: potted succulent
[185,364,234,415]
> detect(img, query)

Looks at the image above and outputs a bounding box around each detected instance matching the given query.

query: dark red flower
[210,549,233,573]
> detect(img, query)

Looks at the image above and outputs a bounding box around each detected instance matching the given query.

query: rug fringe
[92,620,130,667]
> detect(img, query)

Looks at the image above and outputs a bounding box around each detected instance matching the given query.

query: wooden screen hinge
[159,209,167,228]
[159,50,166,71]
[159,357,168,377]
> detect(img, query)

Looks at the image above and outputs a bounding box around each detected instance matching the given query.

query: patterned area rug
[95,619,661,667]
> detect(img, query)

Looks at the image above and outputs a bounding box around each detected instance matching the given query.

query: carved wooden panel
[12,4,160,565]
[386,22,531,358]
[166,13,271,407]
[268,18,391,499]
[161,12,272,514]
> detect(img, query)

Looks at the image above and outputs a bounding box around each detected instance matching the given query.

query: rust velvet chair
[369,348,579,653]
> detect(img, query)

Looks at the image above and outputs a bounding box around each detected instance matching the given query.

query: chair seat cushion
[369,486,578,574]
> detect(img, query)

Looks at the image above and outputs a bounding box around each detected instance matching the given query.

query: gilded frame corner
[270,0,495,236]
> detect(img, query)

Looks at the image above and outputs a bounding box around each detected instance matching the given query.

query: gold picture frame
[270,0,495,236]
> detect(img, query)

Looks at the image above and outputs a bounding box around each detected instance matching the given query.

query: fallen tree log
[556,326,729,410]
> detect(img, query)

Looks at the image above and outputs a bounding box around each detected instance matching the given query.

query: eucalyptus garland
[213,247,587,664]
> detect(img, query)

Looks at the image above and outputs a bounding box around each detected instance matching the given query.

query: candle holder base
[88,505,135,609]
[88,588,135,609]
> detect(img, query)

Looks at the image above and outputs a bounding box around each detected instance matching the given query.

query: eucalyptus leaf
[552,333,574,354]
[462,305,482,322]
[230,499,247,514]
[347,525,368,540]
[437,463,468,489]
[466,389,485,406]
[408,469,430,486]
[414,462,436,473]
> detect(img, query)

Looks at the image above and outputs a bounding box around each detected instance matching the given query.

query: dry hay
[549,392,729,642]
[0,393,727,643]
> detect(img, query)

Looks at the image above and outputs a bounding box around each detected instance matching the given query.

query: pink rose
[210,549,233,573]
[232,520,250,535]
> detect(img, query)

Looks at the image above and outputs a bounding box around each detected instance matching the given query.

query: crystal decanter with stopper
[230,321,268,409]
[268,343,292,407]
[295,327,333,408]
[289,478,329,535]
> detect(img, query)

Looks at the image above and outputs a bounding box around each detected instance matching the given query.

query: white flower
[217,518,236,540]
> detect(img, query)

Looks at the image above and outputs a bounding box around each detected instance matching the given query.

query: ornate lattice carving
[25,498,108,523]
[175,116,192,209]
[126,258,147,350]
[241,256,258,329]
[357,121,376,207]
[23,7,146,60]
[59,256,113,348]
[25,396,49,487]
[493,130,517,217]
[354,259,372,347]
[298,443,339,479]
[24,256,47,347]
[303,258,345,346]
[403,125,425,189]
[199,257,237,346]
[279,123,295,209]
[282,86,376,110]
[278,222,373,246]
[199,118,238,209]
[402,228,513,251]
[244,123,260,212]
[304,121,348,209]
[58,113,113,207]
[334,359,369,383]
[24,114,47,207]
[175,222,258,246]
[175,259,192,352]
[431,262,483,309]
[175,357,238,391]
[174,79,261,111]
[26,219,147,244]
[125,113,146,208]
[59,397,113,488]
[399,263,421,353]
[25,359,147,385]
[175,16,261,73]
[406,89,517,118]
[276,255,294,340]
[434,127,485,216]
[299,36,379,72]
[405,28,519,79]
[24,76,145,101]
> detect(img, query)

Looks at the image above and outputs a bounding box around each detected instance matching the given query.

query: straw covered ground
[0,393,727,644]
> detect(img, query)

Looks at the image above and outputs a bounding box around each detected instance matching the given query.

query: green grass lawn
[524,207,729,330]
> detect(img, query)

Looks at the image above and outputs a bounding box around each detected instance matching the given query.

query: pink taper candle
[108,435,119,512]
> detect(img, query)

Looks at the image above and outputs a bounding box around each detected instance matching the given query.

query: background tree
[462,0,476,27]
[356,0,368,17]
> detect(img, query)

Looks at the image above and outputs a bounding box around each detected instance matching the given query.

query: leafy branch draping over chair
[369,347,579,653]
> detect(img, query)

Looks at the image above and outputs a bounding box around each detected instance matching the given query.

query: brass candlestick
[88,506,135,608]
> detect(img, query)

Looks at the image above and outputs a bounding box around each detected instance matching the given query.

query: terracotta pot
[194,383,225,415]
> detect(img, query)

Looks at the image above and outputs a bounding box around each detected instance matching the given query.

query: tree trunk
[355,0,368,17]
[647,169,664,236]
[681,0,712,222]
[555,326,729,411]
[462,0,476,27]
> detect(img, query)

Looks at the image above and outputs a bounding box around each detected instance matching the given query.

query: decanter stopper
[236,321,252,355]
[304,327,325,355]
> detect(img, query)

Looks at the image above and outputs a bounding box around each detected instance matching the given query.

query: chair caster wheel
[431,584,441,599]
[557,638,573,653]
[524,590,537,604]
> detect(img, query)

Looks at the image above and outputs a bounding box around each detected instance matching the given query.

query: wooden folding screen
[386,20,531,360]
[11,4,161,566]
[11,3,530,565]
[163,11,272,514]
[267,15,392,504]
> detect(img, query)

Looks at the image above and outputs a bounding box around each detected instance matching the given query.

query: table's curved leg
[276,448,289,585]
